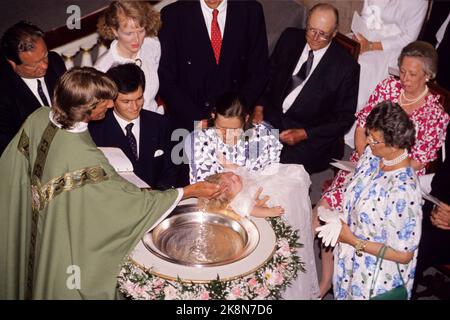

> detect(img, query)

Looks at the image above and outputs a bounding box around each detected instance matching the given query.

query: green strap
[26,121,58,300]
[369,245,406,299]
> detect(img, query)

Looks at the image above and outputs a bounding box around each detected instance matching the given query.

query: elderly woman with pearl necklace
[316,40,449,298]
[328,101,423,300]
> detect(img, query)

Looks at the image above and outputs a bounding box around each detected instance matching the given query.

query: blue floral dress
[188,123,282,183]
[333,147,423,300]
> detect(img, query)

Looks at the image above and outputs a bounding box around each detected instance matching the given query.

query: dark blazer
[88,109,177,190]
[0,51,66,155]
[260,28,360,173]
[158,0,269,131]
[415,128,450,288]
[421,1,450,91]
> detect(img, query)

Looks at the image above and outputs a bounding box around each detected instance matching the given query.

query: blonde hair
[52,67,117,129]
[204,174,233,211]
[97,1,161,40]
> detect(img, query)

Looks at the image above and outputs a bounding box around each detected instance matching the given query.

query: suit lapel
[11,74,42,110]
[288,41,335,111]
[278,34,307,108]
[219,1,236,67]
[44,68,57,102]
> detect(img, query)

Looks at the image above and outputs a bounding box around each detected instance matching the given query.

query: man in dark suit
[158,0,269,132]
[89,63,176,190]
[414,128,450,298]
[0,21,66,155]
[256,3,360,174]
[421,0,450,91]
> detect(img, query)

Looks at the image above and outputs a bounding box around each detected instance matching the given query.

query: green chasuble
[0,108,180,299]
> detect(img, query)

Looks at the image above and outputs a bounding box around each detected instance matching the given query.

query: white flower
[164,285,178,300]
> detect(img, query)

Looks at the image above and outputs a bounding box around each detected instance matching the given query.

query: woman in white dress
[345,0,428,148]
[95,1,163,114]
[187,93,320,299]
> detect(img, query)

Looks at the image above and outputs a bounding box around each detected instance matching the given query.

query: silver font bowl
[143,204,260,267]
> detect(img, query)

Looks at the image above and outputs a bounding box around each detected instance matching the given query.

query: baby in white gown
[201,163,320,299]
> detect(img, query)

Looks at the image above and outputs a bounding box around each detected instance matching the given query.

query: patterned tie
[37,79,50,106]
[211,9,222,64]
[284,50,314,99]
[125,123,138,160]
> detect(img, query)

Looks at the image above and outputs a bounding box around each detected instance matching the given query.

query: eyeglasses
[367,135,385,146]
[306,27,333,41]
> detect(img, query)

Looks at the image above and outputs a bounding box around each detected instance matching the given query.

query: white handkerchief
[154,149,164,157]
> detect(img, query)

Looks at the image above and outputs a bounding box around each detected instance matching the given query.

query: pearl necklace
[400,86,428,106]
[382,149,408,166]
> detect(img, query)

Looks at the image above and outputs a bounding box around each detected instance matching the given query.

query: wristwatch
[355,240,367,257]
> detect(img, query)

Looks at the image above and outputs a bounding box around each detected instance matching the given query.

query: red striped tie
[211,9,222,64]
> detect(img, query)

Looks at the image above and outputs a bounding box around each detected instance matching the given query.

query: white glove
[315,207,345,247]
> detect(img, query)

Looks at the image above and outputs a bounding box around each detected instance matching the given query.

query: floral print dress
[333,147,423,300]
[323,77,449,211]
[188,123,282,183]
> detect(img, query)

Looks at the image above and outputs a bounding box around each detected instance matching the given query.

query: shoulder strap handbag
[369,245,408,300]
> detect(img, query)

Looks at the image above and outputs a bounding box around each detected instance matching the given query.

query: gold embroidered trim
[36,166,109,210]
[18,130,30,160]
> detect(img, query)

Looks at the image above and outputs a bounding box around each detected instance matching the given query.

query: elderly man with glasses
[255,3,360,175]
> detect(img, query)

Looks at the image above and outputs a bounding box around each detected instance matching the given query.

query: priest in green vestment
[0,67,222,300]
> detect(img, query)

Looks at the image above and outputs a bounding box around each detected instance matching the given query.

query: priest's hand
[182,181,224,200]
[280,129,307,146]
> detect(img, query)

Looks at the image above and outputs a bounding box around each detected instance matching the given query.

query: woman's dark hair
[365,101,416,150]
[210,92,250,129]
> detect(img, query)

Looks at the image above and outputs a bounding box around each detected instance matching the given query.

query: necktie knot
[213,9,218,19]
[125,123,134,133]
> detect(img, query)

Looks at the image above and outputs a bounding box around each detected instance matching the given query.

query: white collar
[113,110,140,132]
[306,41,331,58]
[21,76,45,86]
[49,110,88,133]
[200,0,227,14]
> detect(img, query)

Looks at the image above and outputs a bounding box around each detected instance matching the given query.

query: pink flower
[276,240,291,257]
[255,286,270,299]
[152,278,165,288]
[248,277,258,288]
[133,284,147,297]
[264,269,283,286]
[231,287,242,297]
[199,291,210,300]
[164,285,178,300]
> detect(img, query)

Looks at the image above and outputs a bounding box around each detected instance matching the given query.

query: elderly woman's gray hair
[398,41,438,80]
[366,101,416,151]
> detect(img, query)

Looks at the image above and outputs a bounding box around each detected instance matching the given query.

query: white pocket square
[154,149,164,157]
